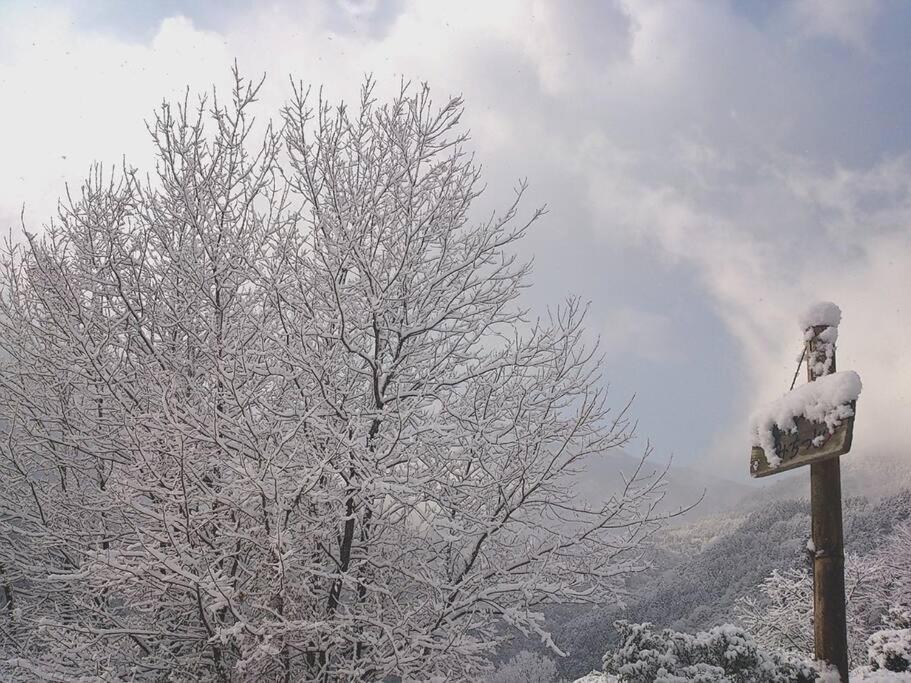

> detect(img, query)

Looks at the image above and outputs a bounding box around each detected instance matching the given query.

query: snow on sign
[749,369,862,478]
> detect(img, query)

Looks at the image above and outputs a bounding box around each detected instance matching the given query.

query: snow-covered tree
[734,552,892,663]
[858,519,911,676]
[733,512,911,670]
[875,519,911,618]
[0,73,665,682]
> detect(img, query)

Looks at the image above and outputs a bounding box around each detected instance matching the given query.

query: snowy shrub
[884,606,911,630]
[866,627,911,673]
[852,671,911,681]
[571,672,619,683]
[486,650,564,683]
[602,621,822,682]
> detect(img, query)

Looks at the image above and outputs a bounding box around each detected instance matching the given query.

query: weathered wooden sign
[750,402,856,478]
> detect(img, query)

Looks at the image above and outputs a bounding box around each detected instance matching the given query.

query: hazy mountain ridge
[742,450,911,507]
[575,449,755,523]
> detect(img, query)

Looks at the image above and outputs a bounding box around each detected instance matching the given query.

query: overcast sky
[2,0,909,482]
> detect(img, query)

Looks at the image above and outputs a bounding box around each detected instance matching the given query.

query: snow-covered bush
[866,627,911,673]
[486,650,564,683]
[852,670,911,681]
[572,672,619,683]
[884,606,911,630]
[863,605,911,674]
[601,621,822,682]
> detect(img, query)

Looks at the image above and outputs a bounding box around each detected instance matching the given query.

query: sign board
[750,403,856,478]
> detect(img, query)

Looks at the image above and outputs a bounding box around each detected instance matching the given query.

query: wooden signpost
[749,307,858,682]
[749,405,855,477]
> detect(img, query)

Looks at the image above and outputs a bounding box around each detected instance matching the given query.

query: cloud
[790,0,882,53]
[579,118,911,476]
[0,7,234,228]
[600,306,678,363]
[1,0,909,482]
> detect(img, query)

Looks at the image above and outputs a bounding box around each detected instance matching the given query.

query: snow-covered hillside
[489,483,911,681]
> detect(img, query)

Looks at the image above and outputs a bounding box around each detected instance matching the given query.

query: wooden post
[807,324,849,681]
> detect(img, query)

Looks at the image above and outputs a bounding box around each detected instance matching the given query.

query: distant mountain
[740,449,911,511]
[572,449,755,523]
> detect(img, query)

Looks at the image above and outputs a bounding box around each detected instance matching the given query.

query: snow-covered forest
[2,4,911,680]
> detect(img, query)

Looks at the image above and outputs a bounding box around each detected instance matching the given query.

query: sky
[1,0,909,483]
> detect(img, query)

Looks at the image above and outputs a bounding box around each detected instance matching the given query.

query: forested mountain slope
[498,486,911,681]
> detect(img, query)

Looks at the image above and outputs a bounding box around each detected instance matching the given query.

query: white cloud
[0,7,234,228]
[1,0,909,483]
[579,130,911,476]
[790,0,882,53]
[600,306,678,363]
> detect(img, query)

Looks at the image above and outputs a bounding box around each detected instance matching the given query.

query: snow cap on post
[800,302,841,374]
[799,301,842,332]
